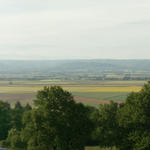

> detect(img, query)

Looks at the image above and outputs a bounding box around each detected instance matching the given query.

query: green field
[73,92,129,101]
[0,80,146,105]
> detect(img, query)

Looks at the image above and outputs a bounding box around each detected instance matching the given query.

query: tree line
[1,82,150,150]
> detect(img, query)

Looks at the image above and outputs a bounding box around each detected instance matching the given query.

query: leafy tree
[11,101,28,130]
[4,101,32,150]
[118,81,150,150]
[0,101,11,141]
[6,128,26,150]
[24,103,32,111]
[61,102,93,150]
[92,101,120,149]
[22,86,93,150]
[22,109,50,150]
[86,106,99,146]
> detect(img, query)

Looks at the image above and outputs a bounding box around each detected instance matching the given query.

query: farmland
[0,80,146,105]
[0,60,149,105]
[0,60,150,150]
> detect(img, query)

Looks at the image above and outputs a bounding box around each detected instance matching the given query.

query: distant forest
[0,59,150,80]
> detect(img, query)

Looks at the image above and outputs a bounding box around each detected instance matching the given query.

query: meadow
[0,80,146,105]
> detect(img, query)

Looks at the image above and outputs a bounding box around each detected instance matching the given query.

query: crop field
[0,80,146,105]
[73,92,129,101]
[0,85,141,93]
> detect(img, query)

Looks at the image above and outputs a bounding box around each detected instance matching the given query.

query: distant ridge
[0,59,150,80]
[0,59,150,73]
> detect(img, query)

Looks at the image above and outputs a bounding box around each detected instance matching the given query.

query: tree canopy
[22,86,93,150]
[0,101,11,141]
[1,82,150,150]
[117,81,150,150]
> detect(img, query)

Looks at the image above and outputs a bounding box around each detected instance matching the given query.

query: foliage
[22,86,93,150]
[1,101,32,150]
[91,102,121,149]
[117,81,150,150]
[6,128,26,150]
[0,101,11,141]
[1,82,150,150]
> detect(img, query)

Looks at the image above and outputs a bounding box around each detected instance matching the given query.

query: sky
[0,0,150,60]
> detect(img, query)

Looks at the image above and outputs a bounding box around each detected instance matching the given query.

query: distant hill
[0,59,150,80]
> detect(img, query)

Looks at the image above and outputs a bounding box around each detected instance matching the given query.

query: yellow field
[64,86,141,92]
[0,85,142,94]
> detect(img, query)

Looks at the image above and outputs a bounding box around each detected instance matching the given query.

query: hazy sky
[0,0,150,60]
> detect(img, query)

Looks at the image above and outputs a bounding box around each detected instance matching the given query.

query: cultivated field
[0,80,146,105]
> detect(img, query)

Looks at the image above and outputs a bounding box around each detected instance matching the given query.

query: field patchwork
[0,80,146,105]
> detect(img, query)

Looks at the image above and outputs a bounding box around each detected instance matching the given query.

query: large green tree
[22,86,93,150]
[118,81,150,150]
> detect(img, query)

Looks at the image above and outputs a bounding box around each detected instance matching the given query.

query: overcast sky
[0,0,150,60]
